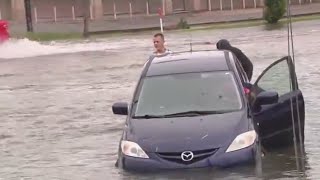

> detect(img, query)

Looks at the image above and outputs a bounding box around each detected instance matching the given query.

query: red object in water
[0,20,9,43]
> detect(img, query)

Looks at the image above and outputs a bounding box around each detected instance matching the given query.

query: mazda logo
[181,151,194,162]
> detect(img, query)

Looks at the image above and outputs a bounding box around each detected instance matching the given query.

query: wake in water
[1,22,318,60]
[0,38,151,59]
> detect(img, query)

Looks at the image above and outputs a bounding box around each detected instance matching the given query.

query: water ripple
[0,19,319,180]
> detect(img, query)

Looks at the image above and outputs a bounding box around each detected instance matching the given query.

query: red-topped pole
[158,8,164,33]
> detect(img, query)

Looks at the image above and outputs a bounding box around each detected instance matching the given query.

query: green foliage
[176,18,190,29]
[263,0,287,24]
[25,32,82,41]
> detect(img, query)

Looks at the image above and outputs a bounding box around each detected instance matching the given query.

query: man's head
[153,33,165,53]
[216,39,231,50]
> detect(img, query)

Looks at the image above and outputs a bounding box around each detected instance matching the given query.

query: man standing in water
[153,33,172,55]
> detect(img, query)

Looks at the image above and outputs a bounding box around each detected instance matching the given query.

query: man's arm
[228,46,253,81]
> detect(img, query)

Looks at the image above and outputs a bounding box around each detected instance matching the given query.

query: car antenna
[286,0,305,177]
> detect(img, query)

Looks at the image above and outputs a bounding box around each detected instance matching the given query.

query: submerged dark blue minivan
[112,50,305,171]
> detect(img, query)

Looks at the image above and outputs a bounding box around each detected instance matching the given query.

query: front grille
[156,148,219,165]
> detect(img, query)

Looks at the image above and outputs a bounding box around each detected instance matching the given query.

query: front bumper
[119,144,257,172]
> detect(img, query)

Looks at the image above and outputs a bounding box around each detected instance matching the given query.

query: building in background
[0,0,318,21]
[0,0,26,21]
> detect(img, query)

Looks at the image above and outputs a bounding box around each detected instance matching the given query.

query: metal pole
[129,2,132,17]
[243,0,246,8]
[113,1,117,19]
[34,7,38,23]
[231,0,233,10]
[146,1,149,15]
[208,0,212,11]
[160,18,163,33]
[53,6,57,22]
[220,0,223,10]
[90,4,93,19]
[24,0,33,32]
[72,6,76,20]
[0,9,2,20]
[254,0,257,8]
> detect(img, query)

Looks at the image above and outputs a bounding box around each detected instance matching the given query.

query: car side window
[235,59,248,83]
[255,59,291,96]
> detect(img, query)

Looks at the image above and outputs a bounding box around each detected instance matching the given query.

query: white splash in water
[0,38,150,59]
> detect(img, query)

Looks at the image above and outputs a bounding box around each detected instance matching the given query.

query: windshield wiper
[132,110,235,119]
[132,115,166,119]
[163,110,235,117]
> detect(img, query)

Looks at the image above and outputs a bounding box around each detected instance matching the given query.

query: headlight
[121,140,149,159]
[226,130,257,153]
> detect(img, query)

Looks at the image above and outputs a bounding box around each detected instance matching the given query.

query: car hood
[126,110,248,153]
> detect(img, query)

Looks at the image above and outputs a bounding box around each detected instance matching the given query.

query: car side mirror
[255,91,279,107]
[112,102,128,115]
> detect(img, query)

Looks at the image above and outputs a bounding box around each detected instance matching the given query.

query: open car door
[251,56,305,150]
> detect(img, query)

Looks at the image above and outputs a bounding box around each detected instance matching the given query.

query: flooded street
[0,20,320,179]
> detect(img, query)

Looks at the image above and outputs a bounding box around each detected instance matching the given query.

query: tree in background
[263,0,287,24]
[83,0,90,38]
[24,0,33,32]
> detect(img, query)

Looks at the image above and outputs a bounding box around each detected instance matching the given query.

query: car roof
[145,50,232,77]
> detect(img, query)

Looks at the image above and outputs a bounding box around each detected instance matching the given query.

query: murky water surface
[0,20,319,179]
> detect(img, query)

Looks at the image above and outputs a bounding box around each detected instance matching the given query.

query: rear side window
[235,58,249,83]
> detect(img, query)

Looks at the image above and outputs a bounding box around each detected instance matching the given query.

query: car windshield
[133,71,243,117]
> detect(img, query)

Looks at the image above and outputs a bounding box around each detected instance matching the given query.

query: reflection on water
[0,20,319,179]
[115,146,308,180]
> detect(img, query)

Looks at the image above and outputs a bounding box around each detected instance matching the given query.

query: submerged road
[0,20,319,179]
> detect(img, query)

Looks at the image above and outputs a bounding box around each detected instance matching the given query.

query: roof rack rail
[180,41,216,52]
[149,41,220,62]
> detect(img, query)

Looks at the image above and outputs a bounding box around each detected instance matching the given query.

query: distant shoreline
[10,13,320,42]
